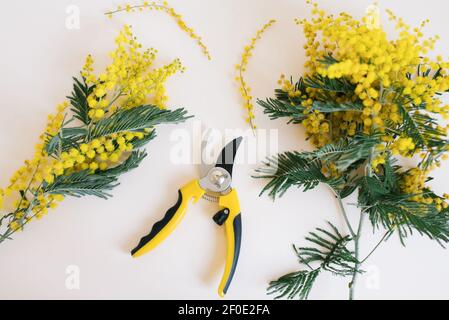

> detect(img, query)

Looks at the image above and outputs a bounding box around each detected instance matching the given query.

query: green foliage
[45,127,88,157]
[304,74,355,94]
[356,159,449,246]
[316,53,339,66]
[89,105,191,139]
[44,170,118,199]
[257,96,362,124]
[258,52,449,300]
[130,129,157,150]
[99,150,148,178]
[303,134,380,172]
[67,76,95,126]
[255,151,344,199]
[43,150,147,200]
[257,74,362,125]
[299,222,358,275]
[268,269,320,300]
[359,179,449,245]
[257,98,306,124]
[44,102,189,157]
[42,77,191,202]
[1,40,192,245]
[255,134,380,199]
[397,103,449,158]
[258,76,449,240]
[268,223,359,300]
[311,100,362,113]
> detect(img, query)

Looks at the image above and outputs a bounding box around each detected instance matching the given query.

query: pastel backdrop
[0,0,448,299]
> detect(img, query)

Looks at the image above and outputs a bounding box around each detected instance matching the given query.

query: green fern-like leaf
[255,151,344,199]
[43,151,146,200]
[357,173,449,245]
[89,105,191,139]
[304,74,356,94]
[257,98,306,124]
[256,134,379,199]
[268,223,359,300]
[317,54,339,66]
[382,156,400,191]
[305,134,380,172]
[45,127,88,157]
[257,96,362,125]
[268,269,320,300]
[311,100,363,113]
[368,196,449,245]
[130,130,157,150]
[297,222,358,276]
[67,76,95,126]
[99,150,148,178]
[44,170,119,200]
[397,103,448,158]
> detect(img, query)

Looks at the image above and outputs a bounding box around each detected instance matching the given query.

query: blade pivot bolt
[210,169,229,188]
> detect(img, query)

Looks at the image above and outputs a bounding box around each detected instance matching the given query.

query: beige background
[0,0,448,299]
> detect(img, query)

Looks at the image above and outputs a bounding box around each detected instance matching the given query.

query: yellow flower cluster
[288,1,449,152]
[400,168,428,197]
[3,104,70,230]
[106,1,211,60]
[6,102,70,197]
[1,26,182,233]
[236,19,276,131]
[391,137,415,157]
[399,168,449,212]
[83,24,184,114]
[45,132,141,178]
[274,2,449,210]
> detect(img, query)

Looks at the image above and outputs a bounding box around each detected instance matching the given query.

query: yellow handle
[217,189,242,297]
[131,180,205,258]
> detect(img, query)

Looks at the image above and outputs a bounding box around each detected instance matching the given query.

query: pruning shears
[131,137,243,297]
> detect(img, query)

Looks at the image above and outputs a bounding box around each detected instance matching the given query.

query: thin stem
[239,67,256,135]
[348,148,374,300]
[105,4,167,15]
[0,200,52,244]
[0,177,44,243]
[13,161,41,214]
[105,3,211,60]
[384,127,402,135]
[294,246,314,271]
[0,202,34,243]
[338,196,355,238]
[107,90,124,109]
[360,229,392,264]
[1,161,42,238]
[348,210,365,300]
[0,212,14,227]
[329,187,355,238]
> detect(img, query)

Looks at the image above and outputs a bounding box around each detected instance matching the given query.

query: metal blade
[199,129,216,178]
[214,137,243,178]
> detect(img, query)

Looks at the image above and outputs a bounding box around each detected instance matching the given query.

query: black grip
[131,190,183,256]
[223,213,242,295]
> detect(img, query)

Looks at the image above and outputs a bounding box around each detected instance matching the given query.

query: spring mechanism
[202,193,219,203]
